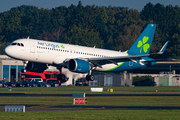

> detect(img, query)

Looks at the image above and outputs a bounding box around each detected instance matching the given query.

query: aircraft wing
[86,54,149,67]
[86,41,169,67]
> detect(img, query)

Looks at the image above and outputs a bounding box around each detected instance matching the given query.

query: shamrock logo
[61,45,65,49]
[137,36,150,53]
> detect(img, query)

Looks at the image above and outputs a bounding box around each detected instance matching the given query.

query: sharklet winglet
[158,41,169,54]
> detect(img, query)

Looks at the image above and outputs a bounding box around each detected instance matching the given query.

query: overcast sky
[0,0,179,13]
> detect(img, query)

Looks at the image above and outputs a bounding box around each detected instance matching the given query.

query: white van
[28,78,43,83]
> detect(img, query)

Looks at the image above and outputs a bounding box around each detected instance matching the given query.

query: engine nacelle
[68,59,90,73]
[25,61,48,72]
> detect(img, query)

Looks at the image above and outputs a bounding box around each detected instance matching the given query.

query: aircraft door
[30,41,35,53]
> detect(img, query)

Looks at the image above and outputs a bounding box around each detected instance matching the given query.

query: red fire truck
[20,71,68,84]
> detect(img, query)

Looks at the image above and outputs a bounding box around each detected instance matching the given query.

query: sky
[0,0,180,13]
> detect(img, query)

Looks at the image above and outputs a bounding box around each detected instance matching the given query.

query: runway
[0,93,180,97]
[1,105,180,111]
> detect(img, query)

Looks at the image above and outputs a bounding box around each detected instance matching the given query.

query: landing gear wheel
[57,74,65,81]
[86,75,95,81]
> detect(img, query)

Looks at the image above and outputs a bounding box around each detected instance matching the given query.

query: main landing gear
[86,75,95,81]
[86,70,95,81]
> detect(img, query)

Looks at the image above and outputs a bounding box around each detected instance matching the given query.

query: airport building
[0,55,24,81]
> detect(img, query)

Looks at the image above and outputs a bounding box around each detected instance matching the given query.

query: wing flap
[88,54,149,67]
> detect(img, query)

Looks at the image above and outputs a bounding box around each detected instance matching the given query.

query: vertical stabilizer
[128,24,156,55]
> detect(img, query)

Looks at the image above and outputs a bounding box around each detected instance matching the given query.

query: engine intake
[68,59,90,73]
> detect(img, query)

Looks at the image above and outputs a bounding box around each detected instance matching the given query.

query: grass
[0,96,180,107]
[0,110,180,120]
[0,86,180,119]
[0,86,180,94]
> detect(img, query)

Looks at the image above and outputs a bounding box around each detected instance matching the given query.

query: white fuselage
[5,39,128,71]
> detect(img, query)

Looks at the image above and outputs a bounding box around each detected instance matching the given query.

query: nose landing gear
[57,74,66,81]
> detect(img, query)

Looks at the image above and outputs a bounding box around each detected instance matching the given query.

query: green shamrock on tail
[137,36,150,53]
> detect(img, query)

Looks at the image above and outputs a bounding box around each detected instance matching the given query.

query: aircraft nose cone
[4,46,13,57]
[4,47,9,55]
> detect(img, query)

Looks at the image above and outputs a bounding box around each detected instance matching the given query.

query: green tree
[64,25,103,48]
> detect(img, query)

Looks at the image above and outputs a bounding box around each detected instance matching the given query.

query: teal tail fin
[128,24,156,55]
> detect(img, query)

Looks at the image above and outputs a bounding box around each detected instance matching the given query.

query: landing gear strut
[57,67,66,81]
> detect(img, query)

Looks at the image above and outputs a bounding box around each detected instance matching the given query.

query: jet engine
[68,59,90,73]
[23,61,48,73]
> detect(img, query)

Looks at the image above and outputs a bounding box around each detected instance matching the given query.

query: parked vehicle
[15,81,24,87]
[21,71,64,84]
[11,81,17,87]
[28,81,38,87]
[75,78,88,86]
[50,81,60,87]
[31,78,44,83]
[4,82,12,87]
[0,80,5,87]
[137,80,157,86]
[35,82,45,87]
[45,83,51,87]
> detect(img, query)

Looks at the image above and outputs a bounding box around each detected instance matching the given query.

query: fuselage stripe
[105,62,124,72]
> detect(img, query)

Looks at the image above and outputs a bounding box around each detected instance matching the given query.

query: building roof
[0,55,11,60]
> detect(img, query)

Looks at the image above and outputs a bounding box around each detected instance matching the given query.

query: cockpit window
[11,43,17,45]
[11,42,24,47]
[21,43,24,46]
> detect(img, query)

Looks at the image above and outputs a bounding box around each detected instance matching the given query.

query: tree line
[0,1,180,59]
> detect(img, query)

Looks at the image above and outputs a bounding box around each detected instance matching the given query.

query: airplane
[4,23,168,81]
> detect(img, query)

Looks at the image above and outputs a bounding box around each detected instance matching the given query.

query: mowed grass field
[1,86,180,94]
[0,86,180,120]
[1,110,180,120]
